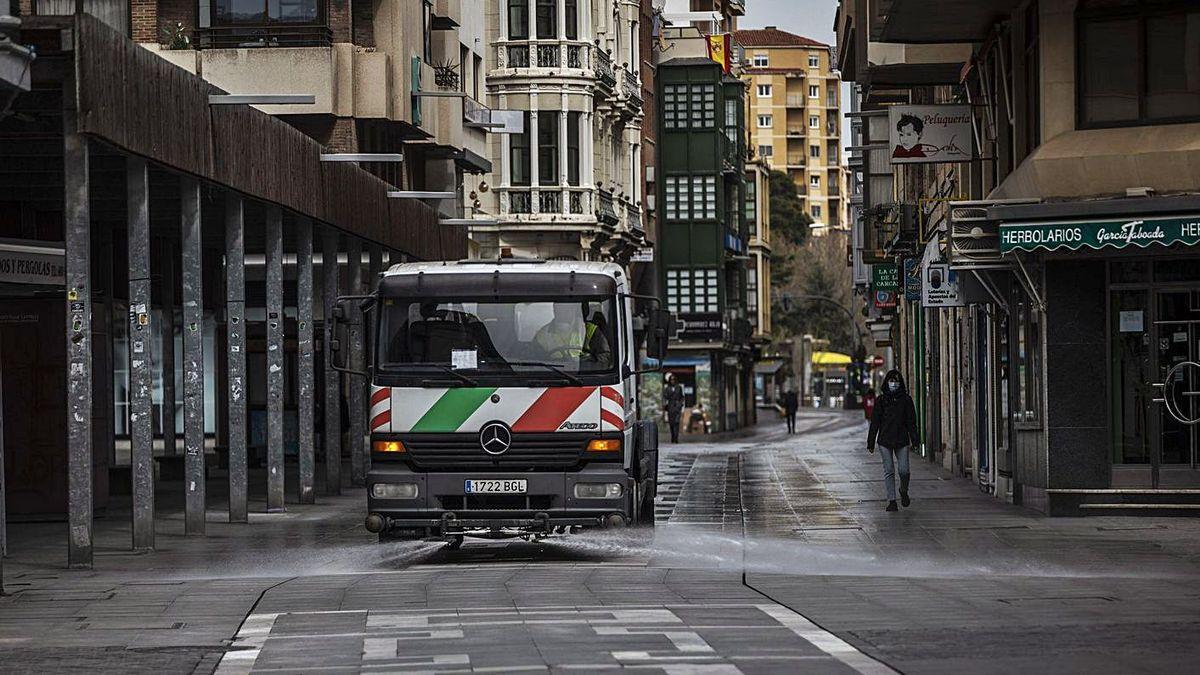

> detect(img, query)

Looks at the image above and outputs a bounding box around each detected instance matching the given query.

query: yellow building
[735,27,845,232]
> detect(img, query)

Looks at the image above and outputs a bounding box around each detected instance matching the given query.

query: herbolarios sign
[887,105,973,165]
[1000,215,1200,253]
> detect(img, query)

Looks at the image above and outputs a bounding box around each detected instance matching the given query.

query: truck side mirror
[644,309,674,363]
[328,296,369,377]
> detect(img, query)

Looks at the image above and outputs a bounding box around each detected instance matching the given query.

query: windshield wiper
[414,363,480,387]
[504,361,585,386]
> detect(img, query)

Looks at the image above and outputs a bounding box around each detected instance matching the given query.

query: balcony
[193,25,332,49]
[501,187,593,218]
[594,48,617,91]
[786,128,805,138]
[597,190,620,228]
[498,40,591,72]
[786,156,806,169]
[786,95,806,107]
[620,66,642,116]
[431,0,461,30]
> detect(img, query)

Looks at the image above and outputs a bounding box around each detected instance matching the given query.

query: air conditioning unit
[948,199,1040,267]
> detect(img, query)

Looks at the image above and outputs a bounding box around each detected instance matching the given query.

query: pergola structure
[0,15,465,568]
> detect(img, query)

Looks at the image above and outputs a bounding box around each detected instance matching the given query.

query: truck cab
[331,259,671,544]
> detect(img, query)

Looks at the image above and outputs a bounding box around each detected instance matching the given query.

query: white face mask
[887,381,900,393]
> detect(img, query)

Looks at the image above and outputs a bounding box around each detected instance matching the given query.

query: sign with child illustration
[888,105,973,165]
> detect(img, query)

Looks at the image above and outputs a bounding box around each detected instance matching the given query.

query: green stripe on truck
[410,387,498,432]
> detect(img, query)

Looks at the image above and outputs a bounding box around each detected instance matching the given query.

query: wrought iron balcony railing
[193,25,333,49]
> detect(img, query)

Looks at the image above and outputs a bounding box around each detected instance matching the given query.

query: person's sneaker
[885,501,898,512]
[900,492,911,507]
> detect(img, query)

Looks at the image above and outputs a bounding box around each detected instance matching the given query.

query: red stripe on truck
[512,387,595,432]
[600,386,624,408]
[370,410,391,431]
[370,387,390,406]
[600,409,625,431]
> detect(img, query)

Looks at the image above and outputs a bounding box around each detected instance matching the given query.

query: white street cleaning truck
[329,259,672,546]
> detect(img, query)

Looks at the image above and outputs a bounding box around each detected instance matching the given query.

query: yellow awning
[812,351,852,367]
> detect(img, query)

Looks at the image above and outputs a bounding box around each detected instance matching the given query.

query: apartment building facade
[654,6,755,434]
[838,0,1200,514]
[471,0,647,262]
[737,27,846,232]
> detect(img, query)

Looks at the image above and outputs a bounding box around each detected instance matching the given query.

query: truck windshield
[378,296,619,383]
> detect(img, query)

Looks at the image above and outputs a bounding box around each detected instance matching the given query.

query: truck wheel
[638,490,656,526]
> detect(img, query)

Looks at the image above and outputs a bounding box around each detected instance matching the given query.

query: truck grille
[400,433,589,471]
[438,495,556,510]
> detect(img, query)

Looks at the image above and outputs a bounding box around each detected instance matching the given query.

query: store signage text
[1001,215,1200,253]
[0,248,66,285]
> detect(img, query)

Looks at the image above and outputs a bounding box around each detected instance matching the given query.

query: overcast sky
[741,0,850,157]
[742,0,838,45]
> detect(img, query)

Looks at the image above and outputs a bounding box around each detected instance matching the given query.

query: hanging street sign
[903,257,921,301]
[871,263,899,291]
[1000,215,1200,253]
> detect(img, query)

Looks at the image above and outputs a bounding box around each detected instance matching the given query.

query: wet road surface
[4,410,1200,673]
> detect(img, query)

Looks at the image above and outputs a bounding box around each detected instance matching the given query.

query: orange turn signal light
[372,440,406,453]
[586,438,621,452]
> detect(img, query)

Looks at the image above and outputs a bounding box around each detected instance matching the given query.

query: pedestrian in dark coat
[781,388,799,434]
[866,369,919,512]
[662,373,685,444]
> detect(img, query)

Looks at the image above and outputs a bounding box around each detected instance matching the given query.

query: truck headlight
[574,483,623,499]
[372,483,418,499]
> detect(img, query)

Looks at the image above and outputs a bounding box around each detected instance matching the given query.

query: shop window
[1014,302,1043,425]
[1077,1,1200,127]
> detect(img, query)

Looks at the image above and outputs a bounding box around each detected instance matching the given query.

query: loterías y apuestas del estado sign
[1000,215,1200,253]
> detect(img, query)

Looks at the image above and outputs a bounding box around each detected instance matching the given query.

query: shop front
[1001,209,1200,510]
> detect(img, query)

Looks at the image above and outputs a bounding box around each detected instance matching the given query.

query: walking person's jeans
[786,411,796,433]
[668,415,681,443]
[879,444,910,501]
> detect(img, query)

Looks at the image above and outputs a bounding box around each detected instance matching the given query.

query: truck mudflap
[366,467,634,535]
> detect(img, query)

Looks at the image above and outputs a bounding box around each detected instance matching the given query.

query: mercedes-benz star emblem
[479,422,512,455]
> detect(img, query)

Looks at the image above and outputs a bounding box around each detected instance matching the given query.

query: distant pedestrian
[863,389,876,421]
[781,388,799,434]
[866,369,919,512]
[663,373,685,444]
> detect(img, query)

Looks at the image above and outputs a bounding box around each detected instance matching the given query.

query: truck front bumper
[367,465,633,533]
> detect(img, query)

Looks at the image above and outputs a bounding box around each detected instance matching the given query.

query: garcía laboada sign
[1000,215,1200,253]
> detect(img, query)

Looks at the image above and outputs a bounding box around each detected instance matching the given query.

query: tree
[771,231,868,357]
[768,170,812,247]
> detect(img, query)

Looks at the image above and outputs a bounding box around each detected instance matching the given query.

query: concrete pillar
[1,339,7,589]
[180,177,206,535]
[265,208,285,511]
[64,97,93,568]
[296,218,316,504]
[347,238,365,487]
[127,158,155,550]
[322,229,342,495]
[225,196,248,523]
[160,239,177,456]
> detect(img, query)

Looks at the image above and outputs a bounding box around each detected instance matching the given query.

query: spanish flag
[706,33,732,74]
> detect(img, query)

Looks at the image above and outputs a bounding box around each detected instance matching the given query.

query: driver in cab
[533,303,612,367]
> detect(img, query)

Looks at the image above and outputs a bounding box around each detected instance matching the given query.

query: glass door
[1111,289,1152,486]
[1154,290,1200,486]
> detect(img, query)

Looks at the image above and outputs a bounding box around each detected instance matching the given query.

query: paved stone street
[3,410,1200,673]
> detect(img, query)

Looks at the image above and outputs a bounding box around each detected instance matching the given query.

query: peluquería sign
[1000,215,1200,253]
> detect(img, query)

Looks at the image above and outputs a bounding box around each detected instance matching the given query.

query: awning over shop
[1000,215,1200,253]
[754,360,785,375]
[812,351,852,367]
